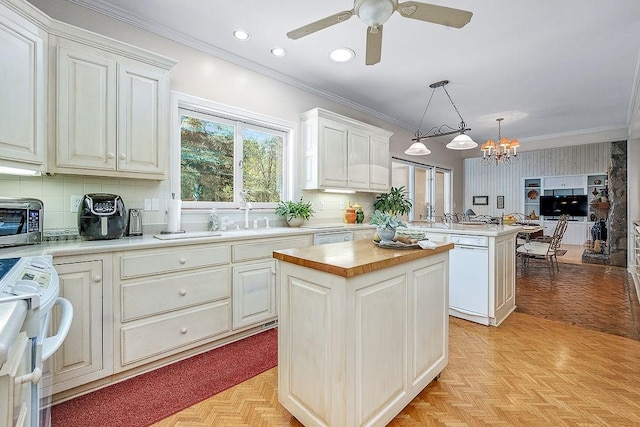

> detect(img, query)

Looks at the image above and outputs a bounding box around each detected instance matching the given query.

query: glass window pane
[180,115,234,202]
[242,127,283,203]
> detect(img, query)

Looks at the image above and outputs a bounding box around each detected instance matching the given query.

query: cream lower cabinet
[491,234,516,325]
[232,261,276,329]
[0,0,47,172]
[43,253,113,397]
[278,251,449,427]
[50,34,174,179]
[114,243,232,371]
[0,332,32,427]
[231,235,313,330]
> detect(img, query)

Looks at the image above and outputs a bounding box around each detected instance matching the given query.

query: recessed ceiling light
[330,48,355,62]
[270,47,286,57]
[233,29,250,41]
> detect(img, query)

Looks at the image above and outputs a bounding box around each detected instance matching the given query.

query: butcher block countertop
[273,239,454,278]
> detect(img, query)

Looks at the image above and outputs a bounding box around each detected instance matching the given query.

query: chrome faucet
[220,216,239,231]
[253,216,270,229]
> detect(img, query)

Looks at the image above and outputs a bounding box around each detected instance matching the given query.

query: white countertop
[0,224,376,258]
[402,223,524,237]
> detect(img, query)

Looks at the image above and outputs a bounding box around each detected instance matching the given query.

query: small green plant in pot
[275,198,315,227]
[370,210,406,242]
[373,186,412,216]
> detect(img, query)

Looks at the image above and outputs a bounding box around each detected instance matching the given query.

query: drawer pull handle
[107,152,115,159]
[271,270,276,275]
[179,289,187,296]
[180,328,187,334]
[119,153,126,160]
[93,275,102,283]
[179,258,186,264]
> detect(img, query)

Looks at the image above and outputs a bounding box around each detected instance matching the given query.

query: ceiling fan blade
[365,25,383,66]
[287,9,354,39]
[397,2,472,28]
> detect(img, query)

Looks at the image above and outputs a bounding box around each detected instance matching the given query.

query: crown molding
[64,0,414,132]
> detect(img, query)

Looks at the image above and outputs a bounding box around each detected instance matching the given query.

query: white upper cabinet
[301,108,393,193]
[51,34,174,179]
[542,175,585,189]
[0,1,47,172]
[55,40,117,172]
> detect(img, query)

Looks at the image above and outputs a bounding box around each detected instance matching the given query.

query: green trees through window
[180,112,284,205]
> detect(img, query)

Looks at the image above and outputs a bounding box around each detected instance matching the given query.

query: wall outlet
[70,195,82,212]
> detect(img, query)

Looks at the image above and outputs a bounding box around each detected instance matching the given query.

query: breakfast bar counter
[273,240,453,427]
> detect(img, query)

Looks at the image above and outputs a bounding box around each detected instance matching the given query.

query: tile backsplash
[0,174,378,233]
[0,174,170,231]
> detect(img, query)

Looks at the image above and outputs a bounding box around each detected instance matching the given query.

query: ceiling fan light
[404,142,431,156]
[330,48,355,62]
[446,133,478,150]
[356,0,396,26]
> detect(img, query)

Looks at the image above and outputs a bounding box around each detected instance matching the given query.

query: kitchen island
[406,223,522,326]
[273,239,454,427]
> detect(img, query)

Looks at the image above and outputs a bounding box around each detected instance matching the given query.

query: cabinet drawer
[232,235,312,262]
[121,267,230,321]
[120,244,230,279]
[120,301,230,365]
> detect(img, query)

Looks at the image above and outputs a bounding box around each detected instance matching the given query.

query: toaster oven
[0,197,43,247]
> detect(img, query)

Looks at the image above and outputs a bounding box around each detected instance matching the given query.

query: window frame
[391,157,452,221]
[171,92,295,210]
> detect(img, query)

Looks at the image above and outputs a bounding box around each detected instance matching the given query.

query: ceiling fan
[287,0,472,65]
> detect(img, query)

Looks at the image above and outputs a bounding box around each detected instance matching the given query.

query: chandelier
[481,118,520,165]
[404,80,477,156]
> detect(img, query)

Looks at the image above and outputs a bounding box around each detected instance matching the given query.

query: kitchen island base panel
[278,251,449,427]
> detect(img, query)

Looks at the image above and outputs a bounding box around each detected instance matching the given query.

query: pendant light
[405,80,476,156]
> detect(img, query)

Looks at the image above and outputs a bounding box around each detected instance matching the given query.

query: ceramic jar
[345,207,357,224]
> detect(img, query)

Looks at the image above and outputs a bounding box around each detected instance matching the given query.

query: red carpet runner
[51,328,278,427]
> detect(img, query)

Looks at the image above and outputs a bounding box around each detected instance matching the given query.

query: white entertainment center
[523,173,609,245]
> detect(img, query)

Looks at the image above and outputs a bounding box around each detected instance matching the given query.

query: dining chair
[516,214,569,280]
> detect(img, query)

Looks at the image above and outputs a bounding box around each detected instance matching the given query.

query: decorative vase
[287,217,304,227]
[377,226,396,242]
[345,207,357,224]
[356,209,364,224]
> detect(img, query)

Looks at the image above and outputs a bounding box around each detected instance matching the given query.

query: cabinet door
[43,257,110,396]
[117,63,168,176]
[347,129,370,190]
[369,135,390,191]
[56,41,117,171]
[232,260,276,329]
[543,175,584,189]
[563,222,585,245]
[0,5,46,169]
[318,118,348,188]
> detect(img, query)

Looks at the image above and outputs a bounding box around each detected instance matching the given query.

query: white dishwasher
[448,234,490,325]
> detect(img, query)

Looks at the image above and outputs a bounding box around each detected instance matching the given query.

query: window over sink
[172,93,293,209]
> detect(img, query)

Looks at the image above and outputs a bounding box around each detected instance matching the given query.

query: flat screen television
[539,195,588,217]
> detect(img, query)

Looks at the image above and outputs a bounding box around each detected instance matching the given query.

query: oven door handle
[42,297,73,362]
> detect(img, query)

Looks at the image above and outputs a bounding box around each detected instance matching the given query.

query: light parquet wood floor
[155,311,640,426]
[155,254,640,427]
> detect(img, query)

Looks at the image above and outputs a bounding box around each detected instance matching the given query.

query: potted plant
[373,186,412,216]
[275,198,315,227]
[369,210,406,242]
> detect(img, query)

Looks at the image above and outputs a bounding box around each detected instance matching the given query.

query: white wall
[13,0,464,231]
[463,142,611,217]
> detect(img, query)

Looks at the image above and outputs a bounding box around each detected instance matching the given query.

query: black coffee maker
[78,193,126,240]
